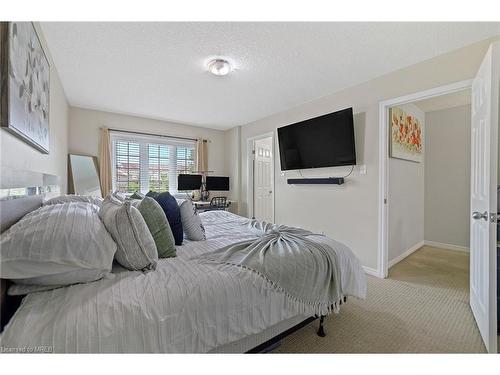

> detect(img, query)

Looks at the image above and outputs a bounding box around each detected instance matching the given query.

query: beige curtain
[196,139,208,172]
[99,127,112,197]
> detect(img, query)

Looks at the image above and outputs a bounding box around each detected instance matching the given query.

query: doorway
[248,134,275,223]
[378,79,474,278]
[379,41,499,353]
[383,85,483,352]
[387,91,472,267]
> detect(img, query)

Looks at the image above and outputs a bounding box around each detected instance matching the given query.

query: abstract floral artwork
[1,22,50,153]
[389,106,423,162]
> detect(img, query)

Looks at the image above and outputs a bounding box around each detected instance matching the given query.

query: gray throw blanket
[195,220,343,316]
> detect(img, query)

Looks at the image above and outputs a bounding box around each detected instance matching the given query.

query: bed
[0,171,366,353]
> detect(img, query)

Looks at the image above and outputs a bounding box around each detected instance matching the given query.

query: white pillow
[43,194,104,207]
[99,194,158,271]
[0,202,116,286]
[177,199,206,241]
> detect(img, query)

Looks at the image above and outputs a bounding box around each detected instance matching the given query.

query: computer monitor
[206,176,229,191]
[177,174,202,190]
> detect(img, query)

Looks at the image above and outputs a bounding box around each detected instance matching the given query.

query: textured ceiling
[40,22,500,129]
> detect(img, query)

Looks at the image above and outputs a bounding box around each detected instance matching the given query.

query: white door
[470,42,499,353]
[253,136,274,222]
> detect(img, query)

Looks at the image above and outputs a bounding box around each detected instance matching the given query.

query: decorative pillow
[43,194,104,207]
[130,197,176,258]
[177,199,206,241]
[146,191,183,245]
[111,189,126,202]
[130,191,145,200]
[99,195,158,271]
[0,202,116,288]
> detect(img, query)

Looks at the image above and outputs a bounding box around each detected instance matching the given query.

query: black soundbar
[287,177,345,185]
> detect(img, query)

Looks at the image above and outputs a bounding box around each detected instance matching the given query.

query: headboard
[0,167,60,331]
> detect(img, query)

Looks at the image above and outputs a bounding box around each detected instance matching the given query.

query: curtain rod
[106,128,206,142]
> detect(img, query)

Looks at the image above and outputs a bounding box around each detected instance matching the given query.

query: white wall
[238,38,496,270]
[68,106,231,194]
[0,23,69,193]
[424,104,471,249]
[388,104,425,263]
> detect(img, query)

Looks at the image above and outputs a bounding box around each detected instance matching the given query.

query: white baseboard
[363,266,381,277]
[424,240,469,253]
[388,240,425,268]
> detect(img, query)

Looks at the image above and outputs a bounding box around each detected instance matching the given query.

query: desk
[194,200,238,214]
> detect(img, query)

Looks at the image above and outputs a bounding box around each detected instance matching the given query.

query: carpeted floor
[272,246,486,353]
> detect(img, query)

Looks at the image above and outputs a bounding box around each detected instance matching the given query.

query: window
[111,132,196,194]
[115,141,140,192]
[148,143,170,192]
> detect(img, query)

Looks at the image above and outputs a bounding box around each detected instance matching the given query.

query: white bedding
[0,211,366,353]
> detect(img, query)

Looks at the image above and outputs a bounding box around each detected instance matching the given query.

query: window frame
[110,131,196,194]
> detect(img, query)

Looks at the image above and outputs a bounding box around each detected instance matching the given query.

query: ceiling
[414,90,471,113]
[40,22,500,130]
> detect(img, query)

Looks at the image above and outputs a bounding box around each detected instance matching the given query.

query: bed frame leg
[317,315,326,337]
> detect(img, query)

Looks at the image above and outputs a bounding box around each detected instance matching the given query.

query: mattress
[0,211,366,353]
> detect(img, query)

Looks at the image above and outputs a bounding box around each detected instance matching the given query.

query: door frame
[378,79,473,278]
[246,131,275,222]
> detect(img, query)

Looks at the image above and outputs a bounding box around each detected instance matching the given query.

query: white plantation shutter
[114,140,141,192]
[110,131,196,194]
[147,143,170,193]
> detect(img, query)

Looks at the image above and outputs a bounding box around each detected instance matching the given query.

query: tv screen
[277,107,356,171]
[206,176,229,191]
[177,174,202,190]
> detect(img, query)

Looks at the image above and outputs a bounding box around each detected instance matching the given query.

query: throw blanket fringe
[195,220,344,316]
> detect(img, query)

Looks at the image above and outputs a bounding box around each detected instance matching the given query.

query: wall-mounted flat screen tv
[277,107,356,171]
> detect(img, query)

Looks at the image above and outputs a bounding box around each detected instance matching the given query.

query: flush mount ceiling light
[207,58,232,76]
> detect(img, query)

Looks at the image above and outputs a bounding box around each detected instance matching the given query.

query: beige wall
[388,103,425,262]
[224,126,241,205]
[238,38,497,270]
[68,106,233,194]
[425,104,471,249]
[0,23,69,193]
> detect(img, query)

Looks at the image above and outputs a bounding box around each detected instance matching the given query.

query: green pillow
[130,191,145,200]
[131,197,176,258]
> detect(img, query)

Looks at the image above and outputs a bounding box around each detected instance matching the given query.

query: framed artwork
[0,22,50,154]
[389,106,423,163]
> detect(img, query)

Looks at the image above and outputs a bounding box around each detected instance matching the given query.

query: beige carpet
[272,246,486,353]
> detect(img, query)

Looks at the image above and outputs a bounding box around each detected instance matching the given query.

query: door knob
[472,211,488,221]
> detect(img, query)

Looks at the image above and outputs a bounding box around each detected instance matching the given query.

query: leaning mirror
[68,154,102,197]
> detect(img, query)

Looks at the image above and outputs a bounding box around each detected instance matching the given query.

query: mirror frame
[68,153,102,197]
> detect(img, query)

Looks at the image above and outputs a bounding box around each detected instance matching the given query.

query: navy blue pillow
[146,191,183,245]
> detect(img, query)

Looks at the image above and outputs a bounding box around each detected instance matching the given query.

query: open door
[470,42,499,353]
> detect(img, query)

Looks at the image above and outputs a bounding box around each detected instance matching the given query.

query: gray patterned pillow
[177,199,206,241]
[99,195,158,271]
[111,190,126,202]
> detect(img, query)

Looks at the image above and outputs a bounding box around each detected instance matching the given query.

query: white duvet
[0,211,366,353]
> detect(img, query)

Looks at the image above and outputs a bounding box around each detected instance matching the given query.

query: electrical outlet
[359,165,367,175]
